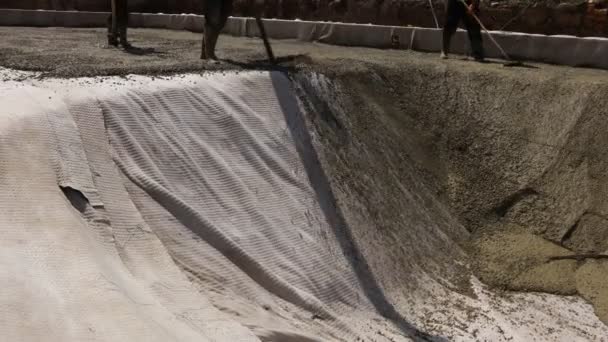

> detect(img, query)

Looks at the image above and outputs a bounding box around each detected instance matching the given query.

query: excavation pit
[1,27,607,341]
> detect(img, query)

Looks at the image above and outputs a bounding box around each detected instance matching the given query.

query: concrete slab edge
[1,9,607,70]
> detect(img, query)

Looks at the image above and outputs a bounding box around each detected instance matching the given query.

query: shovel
[255,16,276,64]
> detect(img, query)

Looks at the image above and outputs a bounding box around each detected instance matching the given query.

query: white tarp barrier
[0,9,107,27]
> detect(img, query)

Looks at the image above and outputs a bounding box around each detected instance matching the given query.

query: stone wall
[1,0,606,37]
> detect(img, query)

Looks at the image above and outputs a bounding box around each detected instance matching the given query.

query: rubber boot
[464,10,485,61]
[441,29,452,59]
[107,15,119,46]
[119,27,131,49]
[469,37,484,61]
[108,33,119,46]
[201,34,207,59]
[202,25,220,60]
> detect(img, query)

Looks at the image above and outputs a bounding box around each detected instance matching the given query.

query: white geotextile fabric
[95,71,394,341]
[0,72,411,342]
[1,70,607,341]
[0,84,262,342]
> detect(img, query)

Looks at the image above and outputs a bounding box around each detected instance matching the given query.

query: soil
[1,26,608,327]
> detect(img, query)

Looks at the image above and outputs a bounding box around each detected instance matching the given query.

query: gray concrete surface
[1,26,608,79]
[2,10,608,69]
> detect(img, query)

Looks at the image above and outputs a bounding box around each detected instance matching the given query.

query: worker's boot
[471,45,484,62]
[467,24,485,62]
[201,33,207,59]
[108,33,119,46]
[107,15,119,46]
[202,25,220,60]
[119,26,132,49]
[441,29,453,60]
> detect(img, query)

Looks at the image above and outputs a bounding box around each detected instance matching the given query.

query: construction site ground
[0,26,605,79]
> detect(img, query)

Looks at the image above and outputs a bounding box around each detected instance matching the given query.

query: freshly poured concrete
[1,28,608,341]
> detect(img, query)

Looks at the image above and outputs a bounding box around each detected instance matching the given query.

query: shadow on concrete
[221,54,311,71]
[123,45,167,56]
[269,72,448,342]
[456,56,538,68]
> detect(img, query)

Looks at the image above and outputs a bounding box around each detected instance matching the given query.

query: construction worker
[441,0,485,61]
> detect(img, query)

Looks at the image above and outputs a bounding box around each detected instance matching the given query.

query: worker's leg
[107,0,118,46]
[463,12,484,60]
[442,0,463,57]
[202,23,220,59]
[202,0,232,60]
[117,0,131,48]
[107,14,118,46]
[202,0,221,59]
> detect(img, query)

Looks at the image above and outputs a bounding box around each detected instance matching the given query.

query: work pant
[204,0,232,31]
[107,0,129,43]
[202,0,233,59]
[442,0,484,59]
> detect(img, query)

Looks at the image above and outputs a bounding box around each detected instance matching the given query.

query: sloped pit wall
[2,67,607,340]
[298,59,608,324]
[0,70,481,341]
